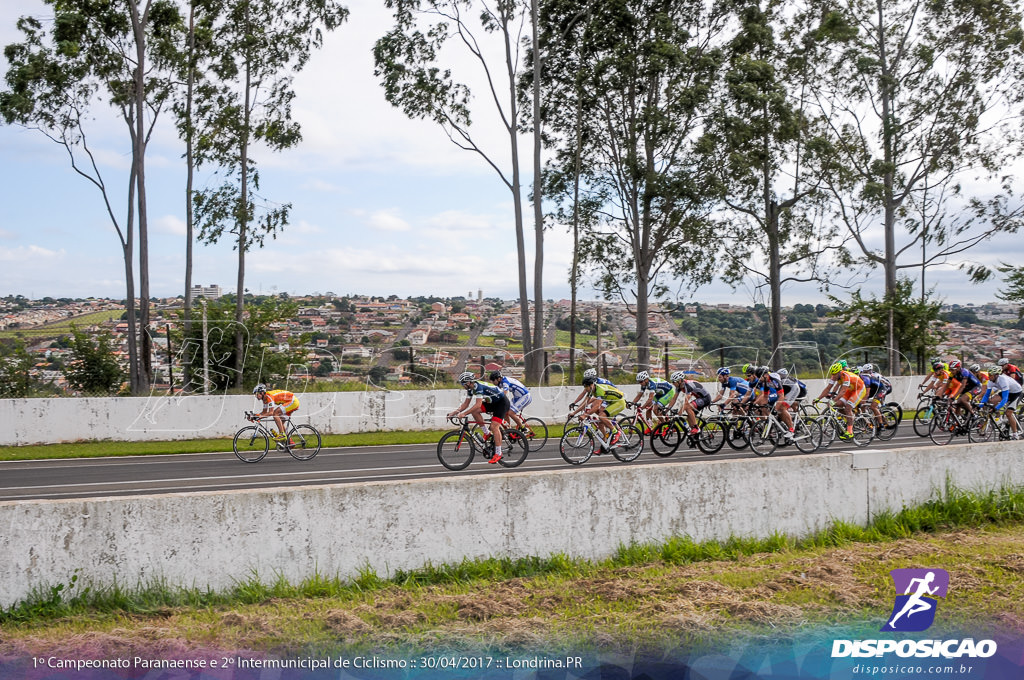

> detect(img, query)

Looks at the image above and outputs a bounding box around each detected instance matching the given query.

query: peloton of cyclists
[447,371,511,464]
[815,361,866,440]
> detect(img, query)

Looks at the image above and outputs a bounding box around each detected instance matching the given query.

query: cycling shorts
[778,386,800,407]
[509,391,532,414]
[271,398,299,415]
[482,394,511,423]
[690,395,711,411]
[839,387,865,407]
[604,398,627,418]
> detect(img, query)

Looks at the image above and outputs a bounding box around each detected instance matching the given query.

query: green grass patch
[0,309,122,339]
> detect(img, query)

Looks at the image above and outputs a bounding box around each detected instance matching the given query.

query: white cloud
[0,245,64,261]
[367,210,411,232]
[154,215,186,236]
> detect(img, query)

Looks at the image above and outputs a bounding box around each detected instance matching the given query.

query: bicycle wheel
[793,417,822,453]
[520,417,549,452]
[913,402,935,437]
[851,414,874,447]
[612,423,645,462]
[650,421,682,457]
[437,430,476,470]
[559,426,594,465]
[746,417,777,457]
[928,413,956,446]
[233,426,269,463]
[884,401,904,423]
[874,408,899,441]
[287,424,322,461]
[697,418,726,454]
[817,415,840,448]
[497,428,530,468]
[724,419,749,450]
[969,414,997,444]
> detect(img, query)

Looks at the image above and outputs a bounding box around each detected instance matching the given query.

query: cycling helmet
[741,363,753,374]
[848,365,860,375]
[861,363,873,372]
[932,360,943,371]
[670,370,686,382]
[636,370,650,383]
[253,384,266,395]
[969,363,980,373]
[717,367,730,376]
[583,368,598,379]
[753,366,767,378]
[998,357,1009,367]
[828,362,844,376]
[777,368,789,377]
[488,370,502,382]
[949,360,962,370]
[582,375,597,386]
[457,371,476,384]
[991,364,1002,374]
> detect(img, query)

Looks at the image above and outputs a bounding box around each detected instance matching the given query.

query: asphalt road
[0,426,945,502]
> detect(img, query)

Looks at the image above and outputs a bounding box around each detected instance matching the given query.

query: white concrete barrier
[0,439,1020,609]
[0,377,927,446]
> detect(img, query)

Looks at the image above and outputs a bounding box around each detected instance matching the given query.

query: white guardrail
[1,439,1022,609]
[0,377,929,446]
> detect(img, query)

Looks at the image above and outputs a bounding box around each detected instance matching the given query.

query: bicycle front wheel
[724,419,749,450]
[969,414,997,444]
[793,417,822,453]
[559,426,594,465]
[520,417,549,452]
[851,414,874,447]
[928,413,956,446]
[287,424,322,461]
[612,423,645,462]
[233,426,269,463]
[746,417,777,457]
[913,402,935,437]
[497,428,530,468]
[875,408,899,441]
[437,430,476,470]
[650,422,682,457]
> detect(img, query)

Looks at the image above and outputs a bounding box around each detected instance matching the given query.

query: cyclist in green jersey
[568,375,628,445]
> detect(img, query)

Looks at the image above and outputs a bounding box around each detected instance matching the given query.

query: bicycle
[814,399,874,448]
[436,417,529,471]
[744,405,822,456]
[234,411,322,463]
[913,393,946,437]
[967,405,1017,443]
[511,415,549,452]
[559,413,644,464]
[649,409,726,456]
[928,402,976,446]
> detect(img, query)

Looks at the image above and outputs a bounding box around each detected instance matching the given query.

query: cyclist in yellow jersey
[254,384,299,442]
[568,375,627,445]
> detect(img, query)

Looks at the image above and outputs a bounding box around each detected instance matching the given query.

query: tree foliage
[64,327,125,395]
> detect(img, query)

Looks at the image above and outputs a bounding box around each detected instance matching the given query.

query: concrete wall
[1,439,1020,609]
[0,377,927,446]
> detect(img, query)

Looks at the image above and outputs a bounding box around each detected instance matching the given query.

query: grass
[0,424,569,461]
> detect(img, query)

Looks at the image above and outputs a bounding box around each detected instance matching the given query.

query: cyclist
[568,375,628,446]
[631,370,675,433]
[753,366,795,441]
[253,384,299,443]
[667,370,712,436]
[489,370,531,430]
[571,368,615,410]
[997,357,1024,386]
[817,362,865,440]
[980,364,1023,439]
[712,367,750,410]
[919,360,951,397]
[947,360,982,418]
[448,371,510,464]
[859,364,888,430]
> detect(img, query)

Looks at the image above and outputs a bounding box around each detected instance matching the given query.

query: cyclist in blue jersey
[489,370,532,430]
[711,367,749,409]
[755,366,796,441]
[948,360,982,419]
[448,371,511,464]
[631,370,676,432]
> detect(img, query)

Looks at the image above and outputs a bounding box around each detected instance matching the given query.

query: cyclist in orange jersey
[254,384,299,441]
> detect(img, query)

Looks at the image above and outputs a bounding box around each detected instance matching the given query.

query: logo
[881,568,949,632]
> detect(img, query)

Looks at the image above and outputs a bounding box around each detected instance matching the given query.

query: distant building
[191,284,222,300]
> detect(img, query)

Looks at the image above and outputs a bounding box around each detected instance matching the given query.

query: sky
[0,0,1018,307]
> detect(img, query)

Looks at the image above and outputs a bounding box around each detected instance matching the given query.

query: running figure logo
[881,568,950,632]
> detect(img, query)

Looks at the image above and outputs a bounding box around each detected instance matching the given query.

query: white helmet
[583,368,598,379]
[670,370,686,382]
[998,357,1009,367]
[457,371,475,384]
[861,363,873,372]
[253,384,267,395]
[636,370,650,383]
[777,368,789,378]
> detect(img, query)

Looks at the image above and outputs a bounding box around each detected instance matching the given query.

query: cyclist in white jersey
[489,370,532,429]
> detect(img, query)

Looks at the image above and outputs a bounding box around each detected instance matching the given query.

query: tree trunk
[235,34,252,389]
[129,0,152,393]
[530,0,544,384]
[877,0,900,375]
[183,1,196,390]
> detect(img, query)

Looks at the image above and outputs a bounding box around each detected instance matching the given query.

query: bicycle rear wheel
[724,419,749,450]
[437,430,476,470]
[697,418,726,454]
[497,428,530,468]
[287,424,322,461]
[913,401,935,437]
[875,408,899,441]
[233,426,269,463]
[969,414,997,443]
[650,421,682,457]
[559,426,594,465]
[611,424,644,462]
[520,417,549,452]
[928,413,956,446]
[852,414,874,447]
